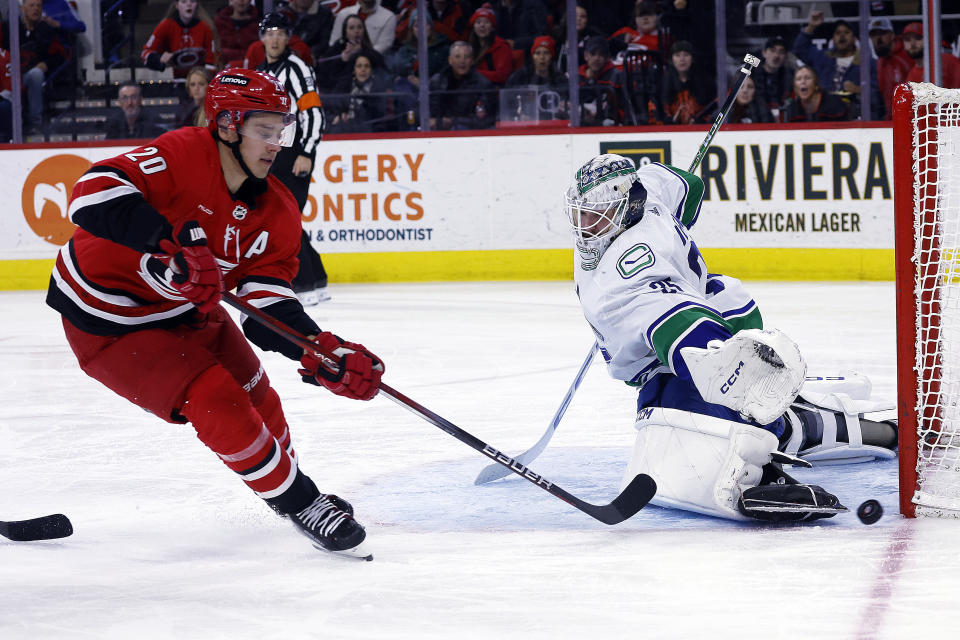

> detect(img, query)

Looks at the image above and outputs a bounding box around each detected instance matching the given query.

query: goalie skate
[288,494,372,561]
[737,465,848,522]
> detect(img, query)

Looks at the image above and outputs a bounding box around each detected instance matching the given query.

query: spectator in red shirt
[578,35,624,126]
[782,66,850,122]
[903,21,960,88]
[609,1,663,62]
[141,0,217,78]
[469,4,513,86]
[868,17,914,119]
[242,33,314,69]
[215,0,260,67]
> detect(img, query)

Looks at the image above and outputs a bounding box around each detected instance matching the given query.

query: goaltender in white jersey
[565,154,897,522]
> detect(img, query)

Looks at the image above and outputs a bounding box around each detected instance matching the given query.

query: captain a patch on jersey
[617,243,655,278]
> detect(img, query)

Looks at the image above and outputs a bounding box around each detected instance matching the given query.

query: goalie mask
[564,154,647,254]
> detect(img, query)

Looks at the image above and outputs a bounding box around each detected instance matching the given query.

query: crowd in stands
[4,0,960,140]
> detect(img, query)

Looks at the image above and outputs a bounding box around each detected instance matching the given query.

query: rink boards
[0,122,893,289]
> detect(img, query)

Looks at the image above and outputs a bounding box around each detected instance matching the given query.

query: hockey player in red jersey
[46,68,383,559]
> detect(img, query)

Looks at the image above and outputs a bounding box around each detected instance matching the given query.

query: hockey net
[894,82,960,517]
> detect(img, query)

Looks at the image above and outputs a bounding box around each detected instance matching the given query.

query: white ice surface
[2,281,960,639]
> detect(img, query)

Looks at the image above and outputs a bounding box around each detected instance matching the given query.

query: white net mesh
[910,83,960,517]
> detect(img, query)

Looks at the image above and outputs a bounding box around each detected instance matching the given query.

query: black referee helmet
[259,12,292,35]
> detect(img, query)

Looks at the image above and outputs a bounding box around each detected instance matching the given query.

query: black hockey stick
[222,292,656,525]
[0,514,73,541]
[688,53,761,175]
[476,54,763,486]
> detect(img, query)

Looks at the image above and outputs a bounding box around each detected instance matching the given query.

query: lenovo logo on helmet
[220,75,250,86]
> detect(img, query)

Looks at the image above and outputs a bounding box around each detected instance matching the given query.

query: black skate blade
[312,541,373,562]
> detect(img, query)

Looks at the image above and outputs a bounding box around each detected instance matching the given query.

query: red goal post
[894,82,960,518]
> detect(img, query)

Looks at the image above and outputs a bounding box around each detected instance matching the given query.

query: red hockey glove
[299,332,385,401]
[158,221,223,314]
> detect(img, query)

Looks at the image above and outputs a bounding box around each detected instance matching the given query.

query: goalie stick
[221,292,656,525]
[474,54,763,485]
[0,514,73,541]
[473,342,598,485]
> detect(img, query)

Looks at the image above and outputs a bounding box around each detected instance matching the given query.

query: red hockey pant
[62,306,301,503]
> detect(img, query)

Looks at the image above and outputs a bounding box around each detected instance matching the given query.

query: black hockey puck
[857,499,883,525]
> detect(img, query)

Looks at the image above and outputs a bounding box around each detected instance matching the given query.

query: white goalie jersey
[574,162,761,388]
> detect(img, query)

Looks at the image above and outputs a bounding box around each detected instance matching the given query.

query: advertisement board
[0,124,894,288]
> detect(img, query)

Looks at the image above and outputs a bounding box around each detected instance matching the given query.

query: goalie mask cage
[894,82,960,518]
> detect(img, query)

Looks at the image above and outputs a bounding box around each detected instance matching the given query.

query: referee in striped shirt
[258,11,330,304]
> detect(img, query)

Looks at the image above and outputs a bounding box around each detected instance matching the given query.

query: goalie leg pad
[781,373,897,465]
[679,328,807,425]
[622,407,780,520]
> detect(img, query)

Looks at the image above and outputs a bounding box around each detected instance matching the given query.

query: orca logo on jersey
[232,204,248,220]
[617,243,655,279]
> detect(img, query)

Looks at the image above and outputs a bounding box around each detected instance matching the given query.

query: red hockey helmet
[205,68,296,146]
